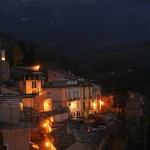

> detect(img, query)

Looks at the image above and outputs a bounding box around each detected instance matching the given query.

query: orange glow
[33,65,40,71]
[43,123,47,127]
[44,102,48,108]
[36,65,40,70]
[70,103,76,110]
[45,142,50,147]
[100,101,104,105]
[1,57,5,61]
[93,102,97,109]
[32,144,39,149]
[43,122,52,132]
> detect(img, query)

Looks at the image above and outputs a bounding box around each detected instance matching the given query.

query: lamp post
[100,99,104,113]
[0,35,2,94]
[143,113,147,150]
[142,102,147,150]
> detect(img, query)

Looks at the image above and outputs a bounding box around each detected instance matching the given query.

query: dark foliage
[0,33,85,76]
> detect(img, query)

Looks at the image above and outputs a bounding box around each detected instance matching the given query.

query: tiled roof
[47,127,76,150]
[40,107,68,117]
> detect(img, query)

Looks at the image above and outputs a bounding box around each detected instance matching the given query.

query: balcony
[72,97,80,101]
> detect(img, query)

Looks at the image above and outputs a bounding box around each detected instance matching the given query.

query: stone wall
[0,128,31,150]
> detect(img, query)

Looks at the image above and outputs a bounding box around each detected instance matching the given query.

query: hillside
[88,42,150,95]
[0,33,84,76]
[1,33,150,96]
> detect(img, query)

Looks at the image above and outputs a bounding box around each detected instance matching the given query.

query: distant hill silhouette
[1,33,150,96]
[0,33,84,77]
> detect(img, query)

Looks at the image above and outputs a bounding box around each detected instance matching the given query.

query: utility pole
[142,102,147,150]
[143,111,147,150]
[0,34,2,94]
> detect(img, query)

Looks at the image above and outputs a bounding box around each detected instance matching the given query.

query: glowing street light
[100,100,104,112]
[100,101,104,106]
[42,122,52,133]
[43,123,47,127]
[93,102,97,109]
[32,65,40,71]
[45,141,50,147]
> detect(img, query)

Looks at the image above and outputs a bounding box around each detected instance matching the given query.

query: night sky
[0,0,150,47]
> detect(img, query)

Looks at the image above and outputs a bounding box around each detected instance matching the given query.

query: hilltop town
[0,48,146,150]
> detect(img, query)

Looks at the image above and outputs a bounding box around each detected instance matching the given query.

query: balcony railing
[68,97,80,101]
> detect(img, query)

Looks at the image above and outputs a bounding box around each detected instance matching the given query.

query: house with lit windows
[42,78,82,117]
[79,81,93,118]
[92,84,102,114]
[48,69,76,82]
[66,81,81,118]
[42,78,103,119]
[19,71,44,95]
[0,88,37,150]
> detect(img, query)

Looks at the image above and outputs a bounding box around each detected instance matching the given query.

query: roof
[40,107,68,117]
[46,127,76,150]
[66,142,92,150]
[1,86,20,95]
[42,80,93,88]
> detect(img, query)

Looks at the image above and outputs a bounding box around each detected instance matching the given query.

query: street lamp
[45,141,50,147]
[99,100,104,112]
[142,101,147,150]
[42,122,52,133]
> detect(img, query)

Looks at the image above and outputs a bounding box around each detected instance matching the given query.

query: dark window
[1,145,7,150]
[32,81,36,88]
[89,101,91,109]
[32,90,36,94]
[83,102,85,110]
[68,91,70,98]
[89,86,91,96]
[76,91,78,97]
[73,91,75,98]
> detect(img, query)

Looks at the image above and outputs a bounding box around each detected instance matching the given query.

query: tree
[14,47,23,65]
[112,80,127,115]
